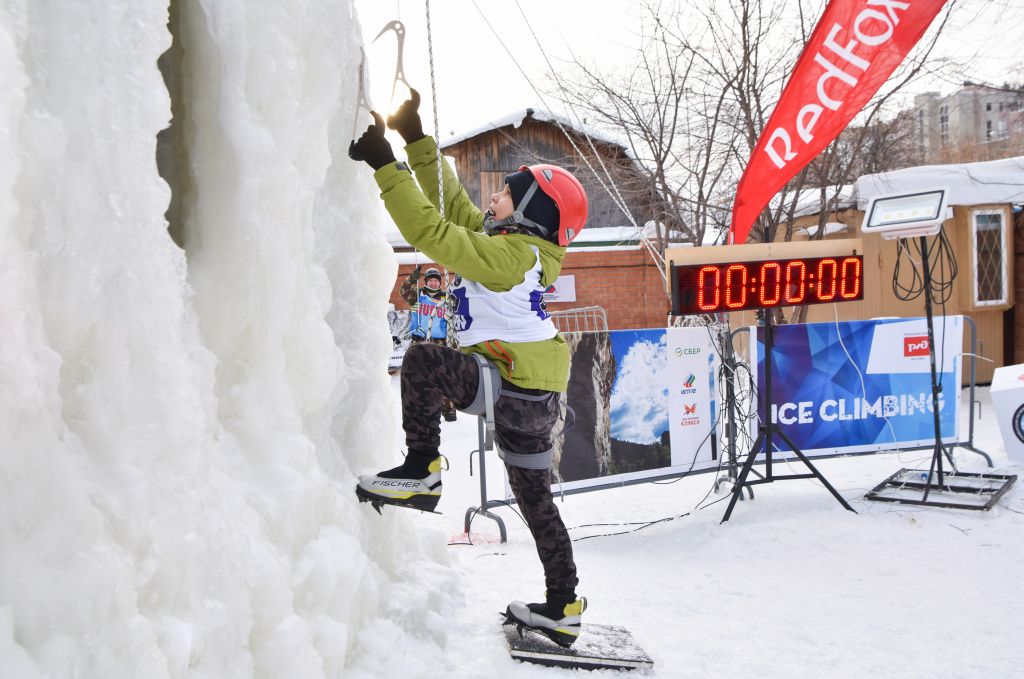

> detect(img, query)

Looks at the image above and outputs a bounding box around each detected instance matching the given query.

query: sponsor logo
[903,335,929,357]
[1013,404,1024,444]
[373,480,420,489]
[682,347,701,355]
[680,373,698,395]
[679,402,701,427]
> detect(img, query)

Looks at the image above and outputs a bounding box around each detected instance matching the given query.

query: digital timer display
[672,254,864,315]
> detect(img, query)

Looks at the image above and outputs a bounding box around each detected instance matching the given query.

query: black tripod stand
[913,233,948,498]
[721,310,857,523]
[865,233,1016,509]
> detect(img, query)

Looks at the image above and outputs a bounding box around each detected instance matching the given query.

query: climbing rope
[472,0,668,285]
[423,0,460,351]
[425,0,445,221]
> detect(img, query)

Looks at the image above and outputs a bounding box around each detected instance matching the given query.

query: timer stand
[719,308,857,523]
[667,239,865,521]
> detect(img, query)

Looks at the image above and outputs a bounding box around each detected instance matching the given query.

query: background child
[401,264,456,421]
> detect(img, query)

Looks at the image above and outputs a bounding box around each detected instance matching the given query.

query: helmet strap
[483,179,554,240]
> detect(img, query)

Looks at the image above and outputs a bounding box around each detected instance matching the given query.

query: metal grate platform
[504,622,653,672]
[865,468,1017,510]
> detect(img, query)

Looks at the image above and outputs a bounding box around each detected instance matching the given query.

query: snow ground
[380,378,1024,678]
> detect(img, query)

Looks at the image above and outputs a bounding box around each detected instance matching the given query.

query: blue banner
[754,317,962,456]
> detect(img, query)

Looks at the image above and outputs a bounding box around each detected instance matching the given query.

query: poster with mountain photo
[552,327,719,492]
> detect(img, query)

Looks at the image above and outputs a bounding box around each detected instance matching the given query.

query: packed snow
[425,382,1024,678]
[1,1,1022,678]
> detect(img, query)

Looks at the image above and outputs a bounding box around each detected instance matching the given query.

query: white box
[988,364,1024,464]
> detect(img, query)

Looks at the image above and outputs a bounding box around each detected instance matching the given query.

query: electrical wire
[892,226,960,459]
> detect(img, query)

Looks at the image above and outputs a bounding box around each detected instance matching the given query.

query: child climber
[350,89,588,648]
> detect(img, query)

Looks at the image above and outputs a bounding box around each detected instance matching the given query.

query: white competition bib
[449,247,557,346]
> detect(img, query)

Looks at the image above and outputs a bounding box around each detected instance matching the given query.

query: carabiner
[373,19,413,110]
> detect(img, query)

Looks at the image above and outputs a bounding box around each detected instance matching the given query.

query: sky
[352,0,1024,145]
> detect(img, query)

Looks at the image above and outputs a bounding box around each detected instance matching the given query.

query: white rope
[472,0,667,285]
[425,0,445,220]
[513,1,667,275]
[513,0,640,237]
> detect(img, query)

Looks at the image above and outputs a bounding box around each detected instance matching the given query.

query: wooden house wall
[442,119,635,229]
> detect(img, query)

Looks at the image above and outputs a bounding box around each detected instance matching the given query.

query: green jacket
[373,136,570,392]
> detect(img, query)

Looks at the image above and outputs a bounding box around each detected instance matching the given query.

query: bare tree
[547,0,958,319]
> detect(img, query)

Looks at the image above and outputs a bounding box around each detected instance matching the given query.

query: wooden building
[438,108,651,230]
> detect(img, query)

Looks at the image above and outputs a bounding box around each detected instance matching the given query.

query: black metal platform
[504,622,653,672]
[865,468,1017,510]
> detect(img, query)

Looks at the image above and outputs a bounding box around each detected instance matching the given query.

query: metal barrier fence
[463,306,607,542]
[549,306,609,336]
[463,315,992,542]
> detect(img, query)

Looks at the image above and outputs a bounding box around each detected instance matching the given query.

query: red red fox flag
[728,0,947,244]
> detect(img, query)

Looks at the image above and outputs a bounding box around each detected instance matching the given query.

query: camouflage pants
[408,335,455,416]
[401,341,579,594]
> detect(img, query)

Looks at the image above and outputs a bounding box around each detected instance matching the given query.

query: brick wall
[389,247,669,330]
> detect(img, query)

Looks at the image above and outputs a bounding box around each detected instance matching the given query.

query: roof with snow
[855,156,1024,209]
[787,157,1024,222]
[439,108,628,153]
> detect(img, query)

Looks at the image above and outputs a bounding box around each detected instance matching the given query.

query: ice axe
[350,46,373,142]
[373,19,414,114]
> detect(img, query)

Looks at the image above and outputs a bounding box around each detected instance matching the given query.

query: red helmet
[520,164,588,246]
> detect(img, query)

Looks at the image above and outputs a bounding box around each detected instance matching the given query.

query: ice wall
[0,1,455,677]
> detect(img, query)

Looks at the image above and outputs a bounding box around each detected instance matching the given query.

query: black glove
[387,88,426,145]
[348,111,396,170]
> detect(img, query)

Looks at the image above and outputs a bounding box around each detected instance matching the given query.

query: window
[986,102,992,112]
[986,120,993,139]
[972,209,1009,306]
[939,105,949,145]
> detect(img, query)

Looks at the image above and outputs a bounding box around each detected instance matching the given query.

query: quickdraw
[373,19,414,113]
